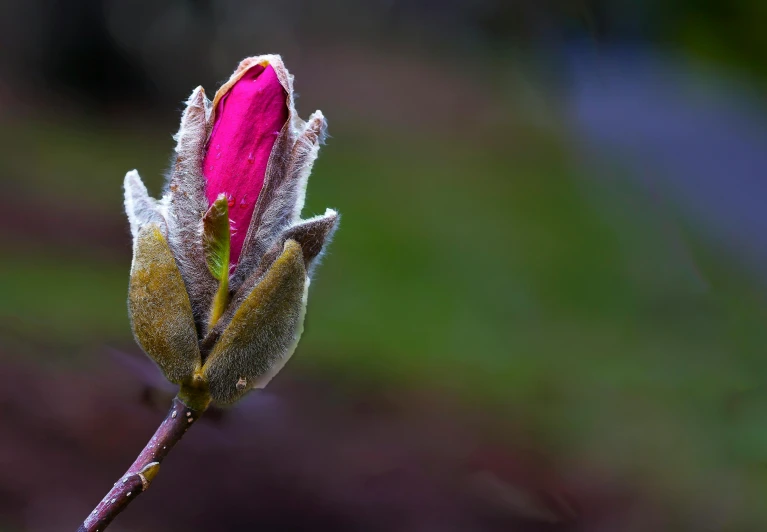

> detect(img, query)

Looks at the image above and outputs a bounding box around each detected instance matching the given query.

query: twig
[77,396,205,531]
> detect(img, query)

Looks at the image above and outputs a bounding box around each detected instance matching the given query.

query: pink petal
[203,64,288,268]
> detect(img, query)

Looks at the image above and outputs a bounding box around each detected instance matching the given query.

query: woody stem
[76,396,206,531]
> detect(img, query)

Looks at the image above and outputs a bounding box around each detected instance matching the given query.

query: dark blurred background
[2,1,767,530]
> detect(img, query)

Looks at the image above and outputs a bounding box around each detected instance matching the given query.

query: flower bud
[202,63,288,267]
[124,55,339,406]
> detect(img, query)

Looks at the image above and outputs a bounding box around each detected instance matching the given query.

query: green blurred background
[2,1,767,530]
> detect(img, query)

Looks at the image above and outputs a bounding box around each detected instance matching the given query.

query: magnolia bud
[124,55,339,407]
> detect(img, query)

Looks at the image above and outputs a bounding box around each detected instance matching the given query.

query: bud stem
[76,395,207,531]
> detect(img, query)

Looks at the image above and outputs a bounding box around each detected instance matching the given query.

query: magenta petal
[203,64,288,268]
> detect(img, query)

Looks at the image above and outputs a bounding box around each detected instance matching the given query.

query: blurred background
[2,0,767,530]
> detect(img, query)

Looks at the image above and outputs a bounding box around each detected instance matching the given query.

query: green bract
[203,239,307,405]
[128,224,201,385]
